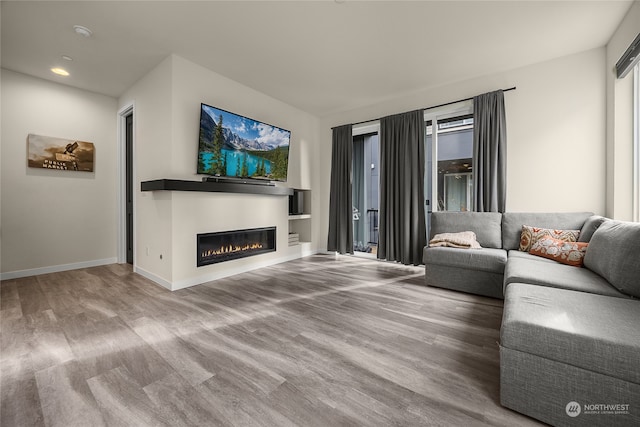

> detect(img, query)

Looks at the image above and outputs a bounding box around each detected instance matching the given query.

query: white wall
[505,48,606,212]
[319,48,607,251]
[605,0,640,220]
[1,70,118,277]
[119,56,174,284]
[119,55,321,290]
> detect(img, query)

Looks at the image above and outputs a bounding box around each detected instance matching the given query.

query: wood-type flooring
[1,254,543,426]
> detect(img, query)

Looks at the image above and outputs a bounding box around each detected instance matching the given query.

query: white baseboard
[0,257,118,281]
[1,251,320,292]
[133,266,173,291]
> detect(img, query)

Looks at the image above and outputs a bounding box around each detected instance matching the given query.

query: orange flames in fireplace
[201,242,264,259]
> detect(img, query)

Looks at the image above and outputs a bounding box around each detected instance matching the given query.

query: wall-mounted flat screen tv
[197,103,291,182]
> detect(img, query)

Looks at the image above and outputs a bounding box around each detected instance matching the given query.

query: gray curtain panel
[473,90,507,212]
[379,110,426,265]
[327,124,354,254]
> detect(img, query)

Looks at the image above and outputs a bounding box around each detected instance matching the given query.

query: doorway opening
[125,112,133,264]
[118,104,135,266]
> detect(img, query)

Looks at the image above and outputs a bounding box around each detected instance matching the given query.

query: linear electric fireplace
[197,227,276,267]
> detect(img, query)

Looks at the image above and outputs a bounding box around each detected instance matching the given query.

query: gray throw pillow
[584,220,640,298]
[578,215,608,242]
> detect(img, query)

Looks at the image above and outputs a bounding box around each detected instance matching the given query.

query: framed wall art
[27,134,95,172]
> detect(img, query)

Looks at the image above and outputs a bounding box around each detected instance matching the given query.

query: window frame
[634,63,639,222]
[424,100,474,212]
[351,123,381,258]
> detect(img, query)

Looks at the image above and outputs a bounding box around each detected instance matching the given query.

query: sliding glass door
[424,101,474,237]
[348,102,474,254]
[352,133,379,255]
[429,115,474,212]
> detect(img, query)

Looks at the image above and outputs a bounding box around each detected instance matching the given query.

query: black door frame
[125,112,134,264]
[118,103,135,265]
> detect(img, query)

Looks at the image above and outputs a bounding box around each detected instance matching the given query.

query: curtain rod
[332,86,516,130]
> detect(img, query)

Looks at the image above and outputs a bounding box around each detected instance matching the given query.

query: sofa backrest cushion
[430,212,502,248]
[578,215,608,242]
[501,212,593,250]
[584,220,640,298]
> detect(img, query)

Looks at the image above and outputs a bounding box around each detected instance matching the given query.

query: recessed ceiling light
[51,67,70,76]
[61,55,73,61]
[73,25,92,37]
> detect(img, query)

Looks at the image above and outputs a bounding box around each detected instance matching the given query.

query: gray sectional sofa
[423,211,640,426]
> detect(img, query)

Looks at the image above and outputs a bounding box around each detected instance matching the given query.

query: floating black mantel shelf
[141,179,293,196]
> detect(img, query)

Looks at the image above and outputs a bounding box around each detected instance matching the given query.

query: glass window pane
[436,121,473,211]
[444,173,472,211]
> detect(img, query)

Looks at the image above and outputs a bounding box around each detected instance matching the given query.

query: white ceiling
[1,1,633,117]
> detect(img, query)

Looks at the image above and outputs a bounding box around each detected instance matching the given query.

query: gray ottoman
[500,283,640,426]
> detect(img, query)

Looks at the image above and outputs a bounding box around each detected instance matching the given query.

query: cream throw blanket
[429,231,482,249]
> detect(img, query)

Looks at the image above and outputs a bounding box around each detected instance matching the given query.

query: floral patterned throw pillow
[529,236,589,267]
[519,225,580,252]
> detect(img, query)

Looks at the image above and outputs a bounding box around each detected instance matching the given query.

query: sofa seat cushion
[423,246,506,274]
[504,253,629,298]
[502,284,640,384]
